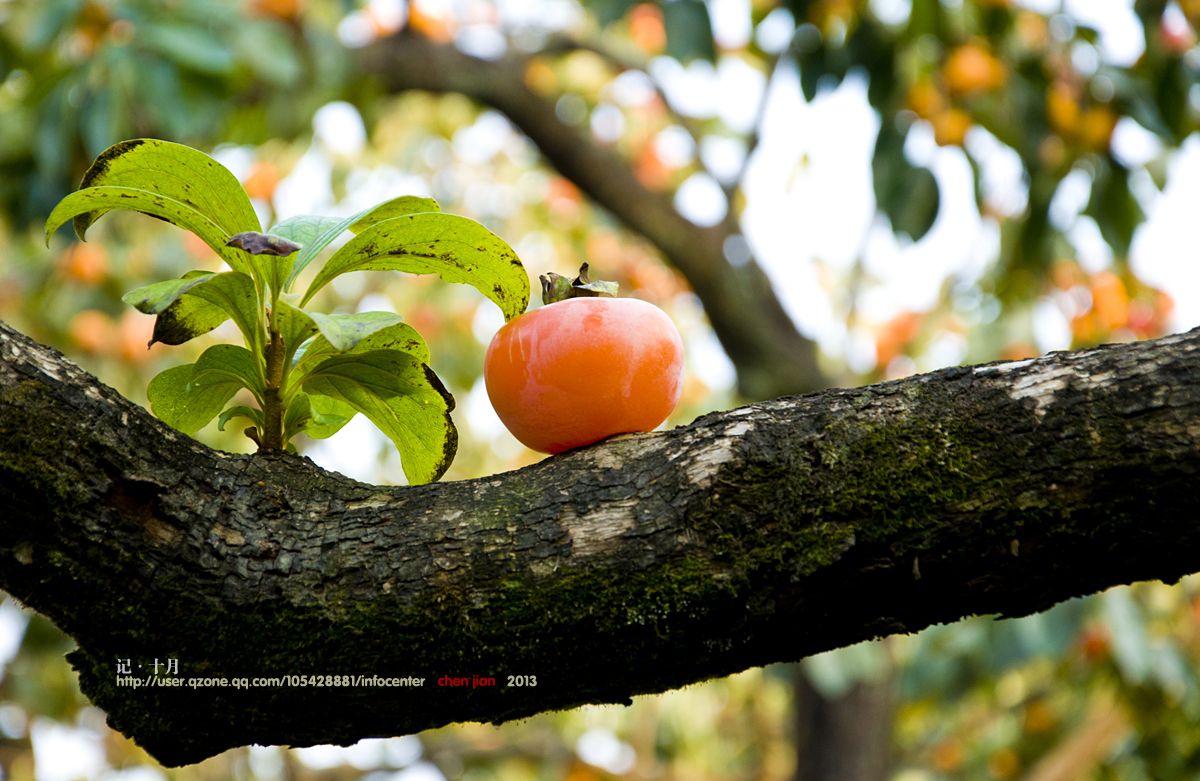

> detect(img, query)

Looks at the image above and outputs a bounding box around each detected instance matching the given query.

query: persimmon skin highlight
[485,297,685,454]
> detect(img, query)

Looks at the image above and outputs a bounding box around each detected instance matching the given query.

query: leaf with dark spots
[422,363,456,413]
[348,196,441,233]
[301,213,529,321]
[226,231,303,256]
[302,311,406,354]
[300,349,457,484]
[182,272,264,354]
[57,140,260,277]
[150,294,230,346]
[280,196,443,293]
[122,271,216,316]
[292,320,430,375]
[45,185,252,277]
[79,139,147,188]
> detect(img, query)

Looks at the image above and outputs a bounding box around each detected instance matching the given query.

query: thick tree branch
[357,30,824,399]
[3,320,1200,766]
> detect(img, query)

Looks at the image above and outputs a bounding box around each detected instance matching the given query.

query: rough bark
[2,319,1200,766]
[357,31,824,400]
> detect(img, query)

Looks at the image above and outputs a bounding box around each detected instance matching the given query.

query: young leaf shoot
[46,139,530,484]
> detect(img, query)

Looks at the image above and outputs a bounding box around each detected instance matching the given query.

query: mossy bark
[2,320,1200,766]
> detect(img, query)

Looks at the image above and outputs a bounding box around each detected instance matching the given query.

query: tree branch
[357,30,824,400]
[537,33,710,153]
[3,320,1200,766]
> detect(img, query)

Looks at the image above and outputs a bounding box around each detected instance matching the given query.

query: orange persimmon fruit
[485,264,684,454]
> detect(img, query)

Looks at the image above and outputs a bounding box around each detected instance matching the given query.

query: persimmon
[242,161,281,200]
[1046,82,1081,136]
[943,42,1007,96]
[485,264,684,454]
[907,80,946,120]
[931,108,972,146]
[1079,106,1117,152]
[987,748,1021,780]
[59,242,109,284]
[929,739,965,774]
[1023,700,1058,735]
[1078,625,1111,660]
[252,0,303,20]
[628,4,667,54]
[1091,271,1129,329]
[68,309,113,354]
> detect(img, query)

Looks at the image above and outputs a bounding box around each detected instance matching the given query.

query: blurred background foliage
[1,0,1199,777]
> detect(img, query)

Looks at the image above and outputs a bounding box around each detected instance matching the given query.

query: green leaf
[796,36,834,103]
[347,196,441,234]
[64,139,259,266]
[192,344,265,404]
[80,86,125,160]
[46,186,250,275]
[301,350,457,484]
[846,20,894,108]
[150,291,231,347]
[662,0,716,63]
[303,394,357,440]
[306,311,405,353]
[350,322,431,365]
[147,364,241,436]
[589,0,640,26]
[269,214,346,247]
[235,20,303,87]
[280,196,442,293]
[267,215,344,295]
[283,393,312,440]
[123,272,230,348]
[270,213,355,294]
[137,22,237,76]
[1084,159,1142,256]
[301,213,529,321]
[122,271,216,315]
[873,123,939,242]
[184,272,264,354]
[218,405,265,432]
[280,392,354,442]
[272,299,319,369]
[294,320,430,377]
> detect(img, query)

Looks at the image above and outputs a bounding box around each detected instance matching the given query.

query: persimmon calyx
[540,263,619,304]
